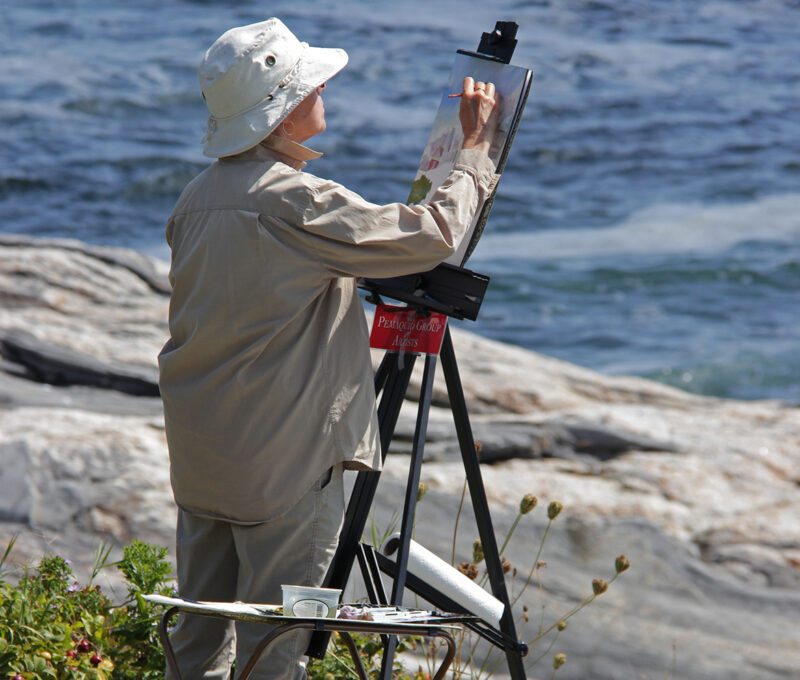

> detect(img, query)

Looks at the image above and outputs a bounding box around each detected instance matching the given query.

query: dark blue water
[2,0,799,401]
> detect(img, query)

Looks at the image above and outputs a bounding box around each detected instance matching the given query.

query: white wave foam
[473,193,800,261]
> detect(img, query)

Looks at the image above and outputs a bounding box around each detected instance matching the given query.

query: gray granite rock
[367,464,800,680]
[1,236,799,679]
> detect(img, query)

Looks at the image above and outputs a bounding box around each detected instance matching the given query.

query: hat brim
[202,45,348,158]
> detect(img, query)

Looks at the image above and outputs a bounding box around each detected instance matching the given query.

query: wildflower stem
[527,594,593,648]
[538,572,546,635]
[512,518,552,607]
[475,641,500,680]
[451,478,468,566]
[0,535,17,575]
[526,573,623,648]
[462,611,492,673]
[89,542,114,586]
[525,629,561,671]
[451,630,467,680]
[326,646,360,679]
[498,511,523,556]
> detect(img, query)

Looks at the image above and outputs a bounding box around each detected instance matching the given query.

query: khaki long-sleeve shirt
[159,135,497,523]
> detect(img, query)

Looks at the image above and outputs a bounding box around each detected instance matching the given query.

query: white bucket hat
[198,18,348,158]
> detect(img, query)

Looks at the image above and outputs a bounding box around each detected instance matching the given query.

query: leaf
[0,535,17,575]
[81,614,94,636]
[0,649,17,668]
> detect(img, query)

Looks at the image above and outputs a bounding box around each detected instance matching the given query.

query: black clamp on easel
[307,22,529,680]
[461,20,519,64]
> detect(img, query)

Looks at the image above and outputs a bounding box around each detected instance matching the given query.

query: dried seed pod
[519,494,538,514]
[473,539,484,564]
[457,561,479,580]
[547,501,563,520]
[615,554,631,574]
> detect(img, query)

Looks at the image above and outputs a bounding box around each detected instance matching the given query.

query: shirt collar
[224,136,323,170]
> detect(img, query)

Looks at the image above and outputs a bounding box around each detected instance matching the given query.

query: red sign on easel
[370,305,448,355]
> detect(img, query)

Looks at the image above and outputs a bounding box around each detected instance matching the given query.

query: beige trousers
[165,464,345,680]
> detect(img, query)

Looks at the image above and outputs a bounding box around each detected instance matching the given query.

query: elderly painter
[158,17,500,680]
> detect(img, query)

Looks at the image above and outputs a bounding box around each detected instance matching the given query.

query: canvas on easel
[407,51,532,265]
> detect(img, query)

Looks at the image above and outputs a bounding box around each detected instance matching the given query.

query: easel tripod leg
[440,329,527,680]
[379,352,438,680]
[389,353,438,604]
[307,353,417,659]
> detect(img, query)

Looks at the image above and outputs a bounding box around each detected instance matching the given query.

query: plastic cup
[281,585,341,618]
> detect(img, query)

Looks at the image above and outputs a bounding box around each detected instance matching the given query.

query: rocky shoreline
[1,235,798,679]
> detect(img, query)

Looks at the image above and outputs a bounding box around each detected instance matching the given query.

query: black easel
[307,22,529,680]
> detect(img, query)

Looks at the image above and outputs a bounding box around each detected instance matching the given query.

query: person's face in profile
[280,83,327,143]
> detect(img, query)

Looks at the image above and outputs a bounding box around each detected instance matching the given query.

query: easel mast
[308,22,530,680]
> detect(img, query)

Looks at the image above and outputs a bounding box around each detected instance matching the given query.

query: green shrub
[0,541,415,680]
[0,539,174,680]
[307,632,421,680]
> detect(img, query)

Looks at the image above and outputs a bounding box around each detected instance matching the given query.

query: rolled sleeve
[452,148,499,194]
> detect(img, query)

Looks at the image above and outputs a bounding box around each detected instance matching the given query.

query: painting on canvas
[407,52,532,265]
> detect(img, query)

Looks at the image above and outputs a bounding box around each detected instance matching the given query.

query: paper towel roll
[384,533,505,628]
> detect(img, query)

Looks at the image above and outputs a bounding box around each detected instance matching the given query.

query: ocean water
[1,0,798,401]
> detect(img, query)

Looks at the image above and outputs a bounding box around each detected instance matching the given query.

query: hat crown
[199,18,304,121]
[197,18,348,158]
